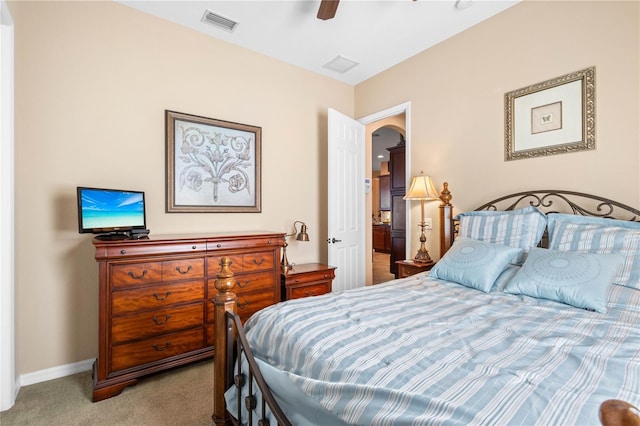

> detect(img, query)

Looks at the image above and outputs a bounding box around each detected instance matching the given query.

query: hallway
[372,251,395,284]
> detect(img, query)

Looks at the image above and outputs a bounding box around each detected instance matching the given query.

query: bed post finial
[439,182,454,258]
[439,182,452,206]
[213,257,237,425]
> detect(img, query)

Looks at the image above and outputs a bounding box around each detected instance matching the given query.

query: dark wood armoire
[387,140,406,277]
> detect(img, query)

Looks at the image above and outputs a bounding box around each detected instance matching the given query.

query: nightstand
[281,263,336,301]
[395,260,435,278]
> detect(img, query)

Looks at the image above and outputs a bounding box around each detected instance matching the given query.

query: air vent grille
[201,10,238,32]
[323,55,359,74]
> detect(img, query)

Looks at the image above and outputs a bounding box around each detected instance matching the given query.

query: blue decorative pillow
[456,206,547,265]
[548,213,640,290]
[430,237,522,292]
[503,247,624,313]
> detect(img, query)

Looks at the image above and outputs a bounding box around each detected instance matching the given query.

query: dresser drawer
[206,324,215,348]
[104,242,206,259]
[207,255,243,277]
[237,291,276,322]
[207,271,275,297]
[111,303,204,343]
[242,252,274,272]
[207,290,276,323]
[111,262,162,289]
[206,237,279,252]
[162,258,204,281]
[112,280,204,315]
[289,282,331,300]
[111,328,204,372]
[233,271,275,293]
[206,252,274,276]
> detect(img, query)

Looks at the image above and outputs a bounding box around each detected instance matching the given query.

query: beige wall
[9,1,353,374]
[9,0,639,376]
[356,1,640,261]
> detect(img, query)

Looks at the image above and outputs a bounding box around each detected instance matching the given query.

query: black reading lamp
[403,172,440,263]
[281,221,310,272]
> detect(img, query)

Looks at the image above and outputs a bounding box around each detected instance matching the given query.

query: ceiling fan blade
[317,0,339,20]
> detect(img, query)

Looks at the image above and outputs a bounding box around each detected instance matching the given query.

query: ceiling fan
[317,0,340,20]
[317,0,418,21]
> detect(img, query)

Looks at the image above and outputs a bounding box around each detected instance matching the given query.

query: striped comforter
[244,274,640,425]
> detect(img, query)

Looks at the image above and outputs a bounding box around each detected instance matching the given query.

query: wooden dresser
[92,231,284,402]
[372,223,391,253]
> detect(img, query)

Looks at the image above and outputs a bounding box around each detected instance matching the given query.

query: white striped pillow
[456,206,547,265]
[548,213,640,289]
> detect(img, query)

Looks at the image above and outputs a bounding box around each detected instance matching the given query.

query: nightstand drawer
[281,263,336,301]
[284,269,335,285]
[396,260,435,278]
[289,282,331,299]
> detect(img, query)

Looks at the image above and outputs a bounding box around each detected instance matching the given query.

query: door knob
[327,237,342,244]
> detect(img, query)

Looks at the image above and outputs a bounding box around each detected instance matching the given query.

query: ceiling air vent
[323,55,359,74]
[201,10,238,32]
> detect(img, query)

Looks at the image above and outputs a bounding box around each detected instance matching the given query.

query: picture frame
[504,67,595,161]
[165,110,261,213]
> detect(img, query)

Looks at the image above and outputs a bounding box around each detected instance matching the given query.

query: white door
[327,108,365,292]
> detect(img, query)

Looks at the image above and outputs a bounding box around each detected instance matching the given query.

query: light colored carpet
[0,359,213,426]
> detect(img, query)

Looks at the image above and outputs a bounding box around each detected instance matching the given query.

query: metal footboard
[225,311,291,426]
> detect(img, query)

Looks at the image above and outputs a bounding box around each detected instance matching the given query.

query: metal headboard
[443,189,640,255]
[473,190,640,220]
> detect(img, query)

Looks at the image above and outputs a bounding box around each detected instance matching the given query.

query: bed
[212,187,640,425]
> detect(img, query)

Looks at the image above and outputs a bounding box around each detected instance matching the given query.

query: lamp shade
[403,173,440,200]
[296,223,310,241]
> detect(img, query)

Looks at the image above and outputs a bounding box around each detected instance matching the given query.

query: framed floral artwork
[165,110,261,212]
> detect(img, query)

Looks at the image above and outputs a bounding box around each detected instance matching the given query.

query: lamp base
[281,242,293,272]
[413,247,433,263]
[413,222,433,263]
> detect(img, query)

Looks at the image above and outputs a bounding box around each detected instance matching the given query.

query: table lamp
[281,220,309,272]
[403,172,440,263]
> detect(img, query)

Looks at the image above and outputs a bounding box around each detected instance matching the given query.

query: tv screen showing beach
[80,188,145,230]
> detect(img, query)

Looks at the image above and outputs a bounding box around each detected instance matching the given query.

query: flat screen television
[77,186,146,240]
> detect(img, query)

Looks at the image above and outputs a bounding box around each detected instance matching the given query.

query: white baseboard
[18,358,94,388]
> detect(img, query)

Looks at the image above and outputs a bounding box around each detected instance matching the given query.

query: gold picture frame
[165,110,261,213]
[505,67,595,161]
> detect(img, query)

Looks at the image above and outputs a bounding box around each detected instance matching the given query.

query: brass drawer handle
[175,265,192,275]
[127,270,147,280]
[120,249,127,255]
[152,342,171,352]
[152,315,171,325]
[237,299,249,309]
[153,291,172,301]
[236,279,250,288]
[252,258,265,265]
[304,290,317,297]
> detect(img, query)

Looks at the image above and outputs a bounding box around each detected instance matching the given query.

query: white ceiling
[117,0,519,85]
